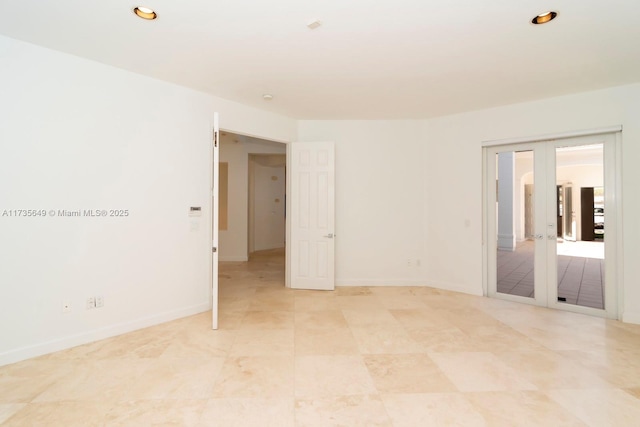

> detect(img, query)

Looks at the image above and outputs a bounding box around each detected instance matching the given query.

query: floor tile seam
[543,387,630,425]
[292,392,393,426]
[379,390,491,425]
[102,399,210,425]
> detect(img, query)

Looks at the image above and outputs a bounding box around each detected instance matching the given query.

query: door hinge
[214,131,218,148]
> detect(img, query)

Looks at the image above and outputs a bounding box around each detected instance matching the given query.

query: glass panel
[496,150,535,298]
[555,144,604,309]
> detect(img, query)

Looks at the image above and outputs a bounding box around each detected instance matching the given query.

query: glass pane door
[487,144,546,306]
[495,150,535,299]
[554,143,605,310]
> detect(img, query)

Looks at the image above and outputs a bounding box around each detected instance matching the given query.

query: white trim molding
[482,125,623,147]
[622,311,640,325]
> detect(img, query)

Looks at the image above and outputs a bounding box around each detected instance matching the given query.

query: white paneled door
[289,142,335,290]
[211,113,219,329]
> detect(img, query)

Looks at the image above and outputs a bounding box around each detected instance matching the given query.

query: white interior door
[288,141,335,290]
[211,113,219,329]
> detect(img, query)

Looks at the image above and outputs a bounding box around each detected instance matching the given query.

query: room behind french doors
[485,132,618,319]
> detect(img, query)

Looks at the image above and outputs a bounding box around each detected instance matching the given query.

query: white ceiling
[1,0,639,119]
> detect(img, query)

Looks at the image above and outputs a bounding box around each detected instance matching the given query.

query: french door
[485,132,619,318]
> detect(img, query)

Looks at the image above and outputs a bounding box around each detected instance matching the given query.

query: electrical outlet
[62,300,71,313]
[86,297,95,309]
[407,258,413,267]
[96,296,104,308]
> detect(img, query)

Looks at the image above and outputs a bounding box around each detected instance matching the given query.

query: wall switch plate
[86,297,95,309]
[96,296,104,308]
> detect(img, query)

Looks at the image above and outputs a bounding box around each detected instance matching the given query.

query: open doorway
[218,131,287,262]
[217,131,287,322]
[248,154,286,256]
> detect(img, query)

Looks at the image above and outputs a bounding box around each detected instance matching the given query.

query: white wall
[425,84,640,323]
[0,35,296,366]
[297,85,640,324]
[218,136,286,261]
[297,121,427,286]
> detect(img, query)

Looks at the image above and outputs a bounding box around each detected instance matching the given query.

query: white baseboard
[334,278,482,296]
[219,256,248,262]
[622,311,640,325]
[335,279,428,287]
[0,302,210,367]
[417,280,483,296]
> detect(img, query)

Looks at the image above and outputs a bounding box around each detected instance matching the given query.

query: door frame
[210,113,219,329]
[482,126,623,319]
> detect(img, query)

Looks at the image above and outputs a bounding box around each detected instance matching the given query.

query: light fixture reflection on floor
[532,11,557,25]
[133,6,157,20]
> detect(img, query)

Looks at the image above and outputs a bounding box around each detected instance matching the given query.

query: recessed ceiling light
[263,94,274,101]
[133,6,157,20]
[532,11,557,25]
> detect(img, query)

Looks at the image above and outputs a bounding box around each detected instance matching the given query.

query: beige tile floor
[2,248,640,426]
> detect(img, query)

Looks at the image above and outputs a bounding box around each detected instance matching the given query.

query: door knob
[534,234,543,240]
[323,233,334,238]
